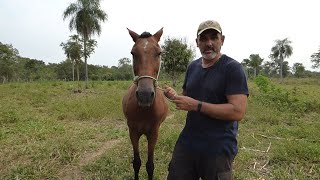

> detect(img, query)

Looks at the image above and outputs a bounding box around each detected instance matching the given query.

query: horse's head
[128,28,163,107]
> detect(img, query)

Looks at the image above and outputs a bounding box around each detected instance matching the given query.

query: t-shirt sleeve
[225,62,249,96]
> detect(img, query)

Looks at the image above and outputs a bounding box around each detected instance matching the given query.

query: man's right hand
[164,85,178,100]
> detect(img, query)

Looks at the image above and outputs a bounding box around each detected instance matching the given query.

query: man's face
[196,29,224,60]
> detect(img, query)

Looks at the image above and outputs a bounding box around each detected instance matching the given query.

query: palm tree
[60,35,82,82]
[63,0,107,89]
[69,35,83,83]
[270,38,293,82]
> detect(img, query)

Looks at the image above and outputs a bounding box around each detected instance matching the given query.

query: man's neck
[201,53,222,68]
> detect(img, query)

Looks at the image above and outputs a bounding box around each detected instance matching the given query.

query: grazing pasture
[0,79,319,179]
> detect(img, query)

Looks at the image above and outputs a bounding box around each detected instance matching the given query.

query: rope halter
[133,75,158,87]
[132,61,162,88]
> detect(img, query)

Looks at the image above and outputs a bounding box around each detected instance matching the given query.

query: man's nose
[205,39,213,46]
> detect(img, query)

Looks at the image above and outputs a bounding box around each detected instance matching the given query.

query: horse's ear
[153,28,163,42]
[127,28,139,42]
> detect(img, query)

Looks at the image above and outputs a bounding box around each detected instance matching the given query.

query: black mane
[139,32,152,38]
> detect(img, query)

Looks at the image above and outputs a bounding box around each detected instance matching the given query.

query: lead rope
[156,86,176,102]
[155,62,175,102]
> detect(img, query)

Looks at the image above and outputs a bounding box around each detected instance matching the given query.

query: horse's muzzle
[136,87,155,107]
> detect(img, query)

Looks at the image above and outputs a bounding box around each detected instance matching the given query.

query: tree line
[0,42,133,83]
[241,38,320,80]
[0,38,194,85]
[1,37,320,85]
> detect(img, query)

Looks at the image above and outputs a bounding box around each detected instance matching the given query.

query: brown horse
[122,28,168,180]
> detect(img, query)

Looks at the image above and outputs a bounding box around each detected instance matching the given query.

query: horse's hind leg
[146,129,159,180]
[129,130,141,180]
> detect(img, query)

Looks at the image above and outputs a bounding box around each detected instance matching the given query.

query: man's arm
[200,94,247,121]
[172,94,248,121]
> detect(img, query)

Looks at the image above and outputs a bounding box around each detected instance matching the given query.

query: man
[165,20,249,180]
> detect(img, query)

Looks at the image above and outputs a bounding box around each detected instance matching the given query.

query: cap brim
[197,27,221,36]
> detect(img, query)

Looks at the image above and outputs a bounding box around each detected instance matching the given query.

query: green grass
[0,79,319,179]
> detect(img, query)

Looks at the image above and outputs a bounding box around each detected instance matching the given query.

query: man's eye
[200,37,206,42]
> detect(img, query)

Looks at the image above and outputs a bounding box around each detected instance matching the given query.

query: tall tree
[83,39,97,60]
[270,38,293,82]
[60,35,82,81]
[161,37,195,87]
[310,46,320,69]
[117,57,132,80]
[292,63,305,78]
[247,54,264,78]
[118,57,131,68]
[241,58,251,78]
[261,61,277,77]
[63,0,107,89]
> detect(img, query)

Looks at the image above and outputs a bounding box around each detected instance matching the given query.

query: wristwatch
[197,101,202,112]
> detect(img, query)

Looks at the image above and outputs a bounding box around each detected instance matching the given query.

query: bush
[253,76,320,114]
[254,75,270,93]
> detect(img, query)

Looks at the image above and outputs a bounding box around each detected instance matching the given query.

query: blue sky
[1,0,320,71]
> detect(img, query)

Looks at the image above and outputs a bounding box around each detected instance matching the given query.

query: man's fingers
[173,95,182,100]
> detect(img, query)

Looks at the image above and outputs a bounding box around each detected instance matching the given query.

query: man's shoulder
[188,57,202,68]
[220,55,242,69]
[190,57,202,64]
[221,54,240,65]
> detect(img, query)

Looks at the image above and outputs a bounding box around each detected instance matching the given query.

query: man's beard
[201,50,218,60]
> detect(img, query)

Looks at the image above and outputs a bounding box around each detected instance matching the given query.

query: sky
[1,0,320,71]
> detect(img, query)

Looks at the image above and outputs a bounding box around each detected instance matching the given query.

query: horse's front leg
[146,129,159,180]
[129,129,141,180]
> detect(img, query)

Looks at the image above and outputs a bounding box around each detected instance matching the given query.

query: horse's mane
[139,32,152,38]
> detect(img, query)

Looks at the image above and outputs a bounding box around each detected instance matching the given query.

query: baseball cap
[197,20,222,36]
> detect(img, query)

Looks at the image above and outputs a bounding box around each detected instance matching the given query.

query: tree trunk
[72,60,75,81]
[77,63,80,91]
[280,55,283,83]
[77,63,80,82]
[84,38,89,89]
[2,76,6,84]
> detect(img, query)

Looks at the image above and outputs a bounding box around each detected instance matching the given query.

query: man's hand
[164,85,178,100]
[172,95,198,111]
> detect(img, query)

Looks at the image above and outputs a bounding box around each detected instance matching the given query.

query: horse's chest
[125,104,165,128]
[126,108,160,122]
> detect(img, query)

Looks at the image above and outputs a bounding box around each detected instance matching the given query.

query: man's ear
[195,38,199,47]
[221,35,225,45]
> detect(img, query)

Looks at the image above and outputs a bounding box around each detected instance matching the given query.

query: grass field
[0,79,319,179]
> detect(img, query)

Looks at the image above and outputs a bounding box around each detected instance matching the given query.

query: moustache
[203,47,217,52]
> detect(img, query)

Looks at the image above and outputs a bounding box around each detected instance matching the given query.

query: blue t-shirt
[178,54,249,156]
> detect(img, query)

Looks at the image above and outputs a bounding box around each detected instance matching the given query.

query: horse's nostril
[150,91,155,99]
